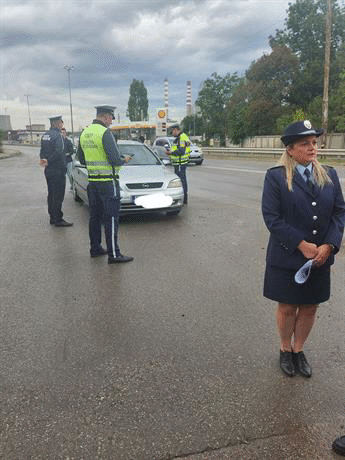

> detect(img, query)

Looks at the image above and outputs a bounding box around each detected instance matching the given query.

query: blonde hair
[278,150,332,192]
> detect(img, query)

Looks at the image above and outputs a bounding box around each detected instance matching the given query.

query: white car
[152,137,204,165]
[72,140,184,215]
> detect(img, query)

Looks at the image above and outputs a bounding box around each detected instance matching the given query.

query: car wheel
[166,209,181,216]
[73,182,83,202]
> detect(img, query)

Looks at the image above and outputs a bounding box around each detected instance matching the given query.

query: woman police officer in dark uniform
[262,120,345,378]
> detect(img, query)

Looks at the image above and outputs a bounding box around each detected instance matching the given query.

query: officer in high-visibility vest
[40,115,73,227]
[167,124,190,204]
[77,105,133,263]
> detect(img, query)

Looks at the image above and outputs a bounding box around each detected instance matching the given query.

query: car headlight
[167,178,182,188]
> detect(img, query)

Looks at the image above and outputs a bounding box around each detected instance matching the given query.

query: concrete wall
[242,133,345,149]
[327,133,345,149]
[243,136,282,149]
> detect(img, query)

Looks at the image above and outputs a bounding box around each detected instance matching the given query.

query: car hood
[119,164,177,186]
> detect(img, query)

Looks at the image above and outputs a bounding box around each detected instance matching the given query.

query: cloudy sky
[1,0,293,131]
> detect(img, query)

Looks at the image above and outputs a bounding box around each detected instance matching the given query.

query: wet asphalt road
[1,146,345,459]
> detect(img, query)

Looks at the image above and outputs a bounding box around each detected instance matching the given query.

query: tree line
[182,0,345,145]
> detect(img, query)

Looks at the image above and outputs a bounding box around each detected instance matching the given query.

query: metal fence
[202,147,345,159]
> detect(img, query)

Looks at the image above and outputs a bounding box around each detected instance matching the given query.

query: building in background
[8,123,46,144]
[0,115,12,132]
[111,122,157,144]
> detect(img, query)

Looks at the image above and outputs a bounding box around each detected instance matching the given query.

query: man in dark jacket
[61,127,74,190]
[40,116,73,227]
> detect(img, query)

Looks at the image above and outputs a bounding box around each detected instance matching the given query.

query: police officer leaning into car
[166,124,190,204]
[40,115,73,227]
[77,105,133,264]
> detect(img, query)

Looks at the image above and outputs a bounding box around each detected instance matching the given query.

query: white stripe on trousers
[111,179,117,258]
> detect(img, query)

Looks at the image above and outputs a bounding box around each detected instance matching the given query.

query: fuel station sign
[156,108,168,136]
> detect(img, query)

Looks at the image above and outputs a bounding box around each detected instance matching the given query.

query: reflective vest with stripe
[79,123,120,182]
[170,132,191,165]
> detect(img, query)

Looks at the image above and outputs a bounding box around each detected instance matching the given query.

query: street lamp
[24,94,33,144]
[64,65,75,143]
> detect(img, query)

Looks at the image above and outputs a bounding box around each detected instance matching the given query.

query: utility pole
[24,94,33,144]
[64,65,75,143]
[321,0,332,147]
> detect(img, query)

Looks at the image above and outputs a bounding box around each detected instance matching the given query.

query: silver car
[72,140,184,215]
[152,137,204,165]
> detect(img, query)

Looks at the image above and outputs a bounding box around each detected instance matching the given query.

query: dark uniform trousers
[87,180,121,258]
[174,164,188,203]
[44,167,66,223]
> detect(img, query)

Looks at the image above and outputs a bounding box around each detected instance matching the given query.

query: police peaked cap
[170,123,181,130]
[49,115,63,123]
[95,105,116,119]
[281,120,323,146]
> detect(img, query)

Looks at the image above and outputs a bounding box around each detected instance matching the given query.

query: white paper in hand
[294,260,314,284]
[134,193,173,209]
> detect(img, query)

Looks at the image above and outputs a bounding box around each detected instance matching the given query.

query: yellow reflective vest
[79,123,120,182]
[170,132,191,165]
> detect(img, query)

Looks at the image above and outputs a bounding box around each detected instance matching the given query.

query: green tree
[181,114,203,137]
[269,0,345,107]
[195,72,242,145]
[126,79,148,121]
[246,45,299,135]
[226,81,249,145]
[276,108,309,133]
[329,70,345,131]
[0,130,5,153]
[227,45,299,142]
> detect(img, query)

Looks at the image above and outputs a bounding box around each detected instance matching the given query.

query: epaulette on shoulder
[268,165,283,171]
[321,164,335,175]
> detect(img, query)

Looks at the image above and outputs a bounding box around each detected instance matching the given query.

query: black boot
[332,436,345,456]
[292,351,312,378]
[280,351,295,377]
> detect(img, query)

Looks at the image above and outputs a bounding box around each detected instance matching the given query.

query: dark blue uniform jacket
[40,127,66,171]
[262,165,345,270]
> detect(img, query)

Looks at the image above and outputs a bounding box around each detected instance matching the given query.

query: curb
[0,149,22,160]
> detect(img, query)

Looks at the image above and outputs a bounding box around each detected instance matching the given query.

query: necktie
[304,168,313,191]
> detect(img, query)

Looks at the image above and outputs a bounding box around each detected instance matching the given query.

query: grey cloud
[1,0,291,129]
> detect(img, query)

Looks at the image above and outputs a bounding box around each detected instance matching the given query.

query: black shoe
[90,248,108,258]
[332,436,345,456]
[108,254,134,264]
[55,220,73,227]
[50,220,56,225]
[280,351,295,377]
[292,351,312,378]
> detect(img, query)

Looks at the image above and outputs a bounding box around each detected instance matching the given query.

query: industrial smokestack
[164,78,169,108]
[186,81,192,117]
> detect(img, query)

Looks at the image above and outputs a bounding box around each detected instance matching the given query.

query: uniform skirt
[264,264,331,305]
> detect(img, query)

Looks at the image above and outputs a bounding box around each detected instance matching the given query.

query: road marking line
[203,165,345,182]
[203,165,265,174]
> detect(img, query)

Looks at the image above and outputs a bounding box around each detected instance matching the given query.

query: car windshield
[118,144,161,166]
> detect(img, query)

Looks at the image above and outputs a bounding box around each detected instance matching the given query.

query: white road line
[203,165,345,182]
[203,165,266,174]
